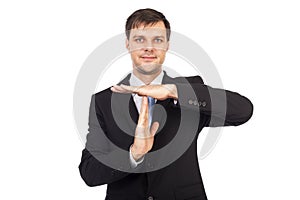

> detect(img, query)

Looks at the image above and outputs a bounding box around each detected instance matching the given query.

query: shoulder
[94,87,112,98]
[91,87,112,107]
[171,75,204,84]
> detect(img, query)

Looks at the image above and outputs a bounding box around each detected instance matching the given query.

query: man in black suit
[79,8,253,200]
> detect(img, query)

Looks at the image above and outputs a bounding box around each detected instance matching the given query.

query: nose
[143,41,154,51]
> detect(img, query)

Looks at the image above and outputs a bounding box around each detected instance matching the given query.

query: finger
[122,84,157,97]
[110,85,132,93]
[150,122,159,136]
[110,86,119,93]
[120,84,138,93]
[110,85,125,92]
[137,96,149,127]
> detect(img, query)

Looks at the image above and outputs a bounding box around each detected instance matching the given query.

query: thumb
[150,122,159,136]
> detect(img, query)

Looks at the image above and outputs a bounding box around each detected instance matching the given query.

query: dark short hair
[125,8,171,41]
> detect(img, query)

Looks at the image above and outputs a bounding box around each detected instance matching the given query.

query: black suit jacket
[79,71,253,200]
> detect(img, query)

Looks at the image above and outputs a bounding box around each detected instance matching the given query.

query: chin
[135,65,161,75]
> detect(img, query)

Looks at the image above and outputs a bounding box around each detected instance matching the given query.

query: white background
[1,0,300,199]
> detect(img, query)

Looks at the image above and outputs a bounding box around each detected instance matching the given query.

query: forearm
[174,82,253,126]
[79,149,130,187]
[79,95,133,186]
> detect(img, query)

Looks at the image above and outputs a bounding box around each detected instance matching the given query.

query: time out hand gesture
[130,96,159,161]
[111,84,178,100]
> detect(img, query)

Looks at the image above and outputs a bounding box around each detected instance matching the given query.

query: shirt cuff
[173,99,178,105]
[129,145,145,168]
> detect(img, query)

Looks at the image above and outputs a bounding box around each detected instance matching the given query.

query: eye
[154,38,163,43]
[135,38,144,43]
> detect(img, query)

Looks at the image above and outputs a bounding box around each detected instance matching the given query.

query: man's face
[126,21,169,75]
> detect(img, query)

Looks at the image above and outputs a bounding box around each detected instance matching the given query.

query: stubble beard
[133,63,162,75]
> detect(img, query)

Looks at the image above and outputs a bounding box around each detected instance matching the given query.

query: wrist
[130,144,145,161]
[168,84,178,99]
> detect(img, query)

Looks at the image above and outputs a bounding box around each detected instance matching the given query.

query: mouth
[140,55,157,61]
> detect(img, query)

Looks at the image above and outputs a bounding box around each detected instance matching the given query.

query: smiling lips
[140,55,157,61]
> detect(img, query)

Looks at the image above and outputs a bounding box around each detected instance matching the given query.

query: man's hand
[111,84,178,100]
[130,96,159,161]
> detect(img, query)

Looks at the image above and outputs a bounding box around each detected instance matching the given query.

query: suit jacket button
[188,99,193,105]
[148,196,154,200]
[198,101,202,106]
[111,170,115,176]
[202,101,206,107]
[193,100,198,106]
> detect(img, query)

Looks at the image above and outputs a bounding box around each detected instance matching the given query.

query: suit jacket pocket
[174,183,207,200]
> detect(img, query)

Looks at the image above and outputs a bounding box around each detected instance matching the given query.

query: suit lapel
[116,73,140,126]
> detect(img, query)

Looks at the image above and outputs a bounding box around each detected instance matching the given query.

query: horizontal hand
[111,84,178,101]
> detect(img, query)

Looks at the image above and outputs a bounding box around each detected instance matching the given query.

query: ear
[126,39,129,50]
[165,41,169,51]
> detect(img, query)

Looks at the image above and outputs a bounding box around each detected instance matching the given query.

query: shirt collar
[129,70,164,86]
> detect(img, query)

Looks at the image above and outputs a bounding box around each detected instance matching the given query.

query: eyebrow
[132,35,145,38]
[132,35,166,39]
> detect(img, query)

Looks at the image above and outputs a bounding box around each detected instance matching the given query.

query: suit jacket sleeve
[174,76,253,127]
[78,95,140,187]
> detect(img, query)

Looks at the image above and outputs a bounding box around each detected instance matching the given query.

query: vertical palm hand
[131,96,159,161]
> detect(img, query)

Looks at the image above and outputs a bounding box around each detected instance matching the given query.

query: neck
[132,68,162,85]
